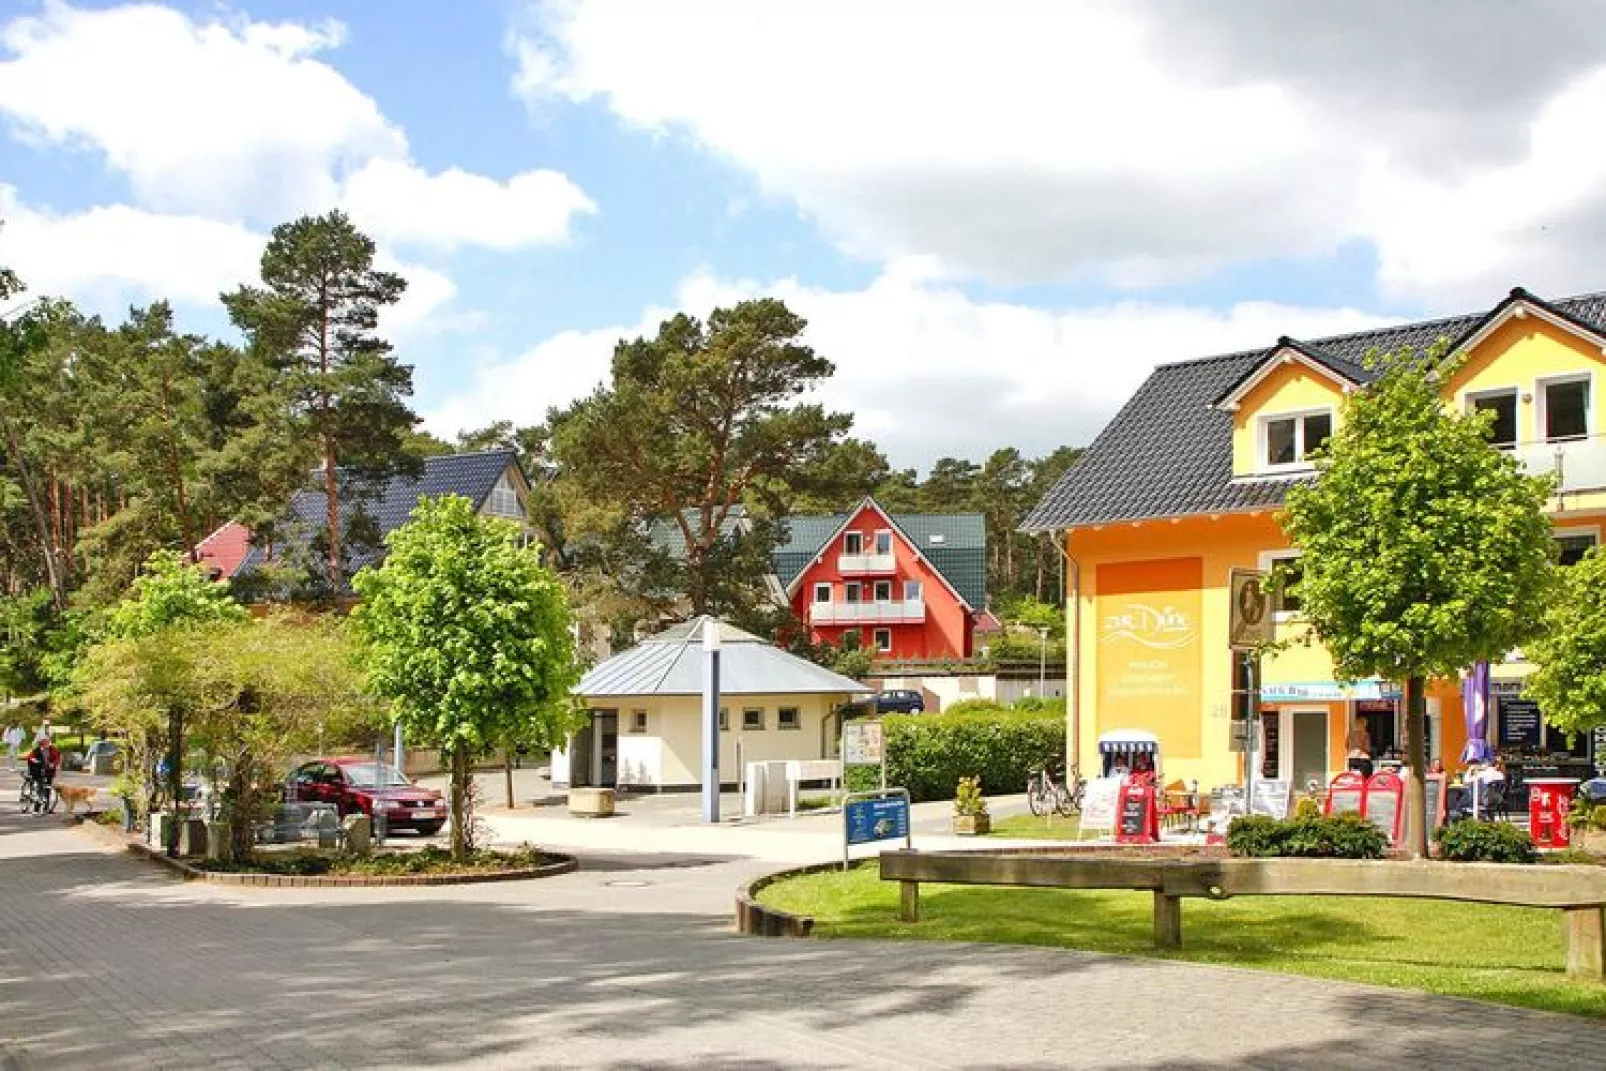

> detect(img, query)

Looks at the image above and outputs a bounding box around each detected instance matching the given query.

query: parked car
[287,758,447,836]
[874,690,926,714]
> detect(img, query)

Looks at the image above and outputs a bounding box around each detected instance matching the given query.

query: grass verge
[757,863,1606,1019]
[987,813,1099,841]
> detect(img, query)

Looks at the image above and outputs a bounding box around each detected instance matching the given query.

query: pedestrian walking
[3,723,23,768]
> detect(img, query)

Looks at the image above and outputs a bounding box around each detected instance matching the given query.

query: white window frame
[813,582,832,603]
[742,707,765,731]
[844,531,864,555]
[1462,385,1521,449]
[904,580,923,601]
[874,529,893,555]
[777,706,801,731]
[1537,372,1593,443]
[872,580,893,602]
[1257,407,1334,473]
[1554,524,1600,567]
[629,710,648,734]
[1257,549,1304,623]
[873,628,893,653]
[844,582,861,603]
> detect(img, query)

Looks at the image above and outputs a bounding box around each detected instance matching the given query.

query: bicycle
[1027,765,1082,817]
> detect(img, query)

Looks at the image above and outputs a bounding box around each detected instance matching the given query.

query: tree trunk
[1404,674,1428,859]
[504,748,515,809]
[165,707,184,859]
[450,740,469,862]
[2,407,65,610]
[227,754,254,863]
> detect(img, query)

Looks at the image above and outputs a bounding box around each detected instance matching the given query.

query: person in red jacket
[24,737,60,813]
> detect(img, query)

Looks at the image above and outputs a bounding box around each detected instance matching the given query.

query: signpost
[1229,567,1272,822]
[841,719,887,793]
[1250,779,1291,819]
[842,788,912,867]
[1079,776,1123,837]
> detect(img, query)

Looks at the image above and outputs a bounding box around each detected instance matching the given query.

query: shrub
[1292,797,1323,821]
[1227,813,1387,859]
[1436,820,1537,863]
[846,706,1064,801]
[1566,800,1606,832]
[954,776,988,817]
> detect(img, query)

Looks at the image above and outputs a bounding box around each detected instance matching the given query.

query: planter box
[1576,828,1606,855]
[952,814,990,836]
[569,788,616,818]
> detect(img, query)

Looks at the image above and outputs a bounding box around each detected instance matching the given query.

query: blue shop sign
[845,795,910,846]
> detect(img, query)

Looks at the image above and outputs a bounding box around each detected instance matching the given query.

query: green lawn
[757,864,1606,1019]
[986,812,1100,841]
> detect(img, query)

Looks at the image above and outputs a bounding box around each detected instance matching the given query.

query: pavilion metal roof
[576,616,868,697]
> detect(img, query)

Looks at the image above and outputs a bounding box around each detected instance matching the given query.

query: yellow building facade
[1029,289,1606,792]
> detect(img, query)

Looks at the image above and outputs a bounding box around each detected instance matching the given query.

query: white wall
[867,673,1066,711]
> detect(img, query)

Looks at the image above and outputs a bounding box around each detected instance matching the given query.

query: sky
[5,1,1606,471]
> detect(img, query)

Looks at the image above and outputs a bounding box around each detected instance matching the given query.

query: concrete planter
[951,813,990,836]
[569,787,616,818]
[1576,828,1606,855]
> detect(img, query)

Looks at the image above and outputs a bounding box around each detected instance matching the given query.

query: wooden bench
[880,850,1606,980]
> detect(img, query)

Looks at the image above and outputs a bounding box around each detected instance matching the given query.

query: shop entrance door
[1290,710,1328,790]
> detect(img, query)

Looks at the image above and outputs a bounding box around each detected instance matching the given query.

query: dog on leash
[54,783,97,815]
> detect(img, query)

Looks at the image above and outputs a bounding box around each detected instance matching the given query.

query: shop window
[844,531,864,555]
[1468,390,1518,447]
[629,710,647,734]
[1543,377,1590,442]
[778,707,801,731]
[874,628,892,653]
[742,707,765,731]
[1262,411,1332,469]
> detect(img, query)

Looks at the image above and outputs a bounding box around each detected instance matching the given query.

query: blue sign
[845,795,909,846]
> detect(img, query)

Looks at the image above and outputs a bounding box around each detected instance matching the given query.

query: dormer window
[1260,410,1332,470]
[485,473,524,519]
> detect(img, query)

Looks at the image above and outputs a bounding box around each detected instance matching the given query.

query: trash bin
[1527,778,1578,849]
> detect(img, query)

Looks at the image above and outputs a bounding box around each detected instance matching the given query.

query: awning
[1098,730,1159,754]
[1260,680,1399,703]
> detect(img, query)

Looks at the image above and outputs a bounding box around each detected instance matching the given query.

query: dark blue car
[874,690,925,714]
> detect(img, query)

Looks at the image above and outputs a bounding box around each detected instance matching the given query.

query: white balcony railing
[811,599,926,625]
[836,552,896,574]
[1513,435,1606,494]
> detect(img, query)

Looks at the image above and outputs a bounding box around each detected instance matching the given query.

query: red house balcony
[835,552,897,575]
[811,599,927,625]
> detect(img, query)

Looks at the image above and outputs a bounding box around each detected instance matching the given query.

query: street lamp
[702,617,722,824]
[1037,627,1049,699]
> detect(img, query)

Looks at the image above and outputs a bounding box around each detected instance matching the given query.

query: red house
[775,499,986,659]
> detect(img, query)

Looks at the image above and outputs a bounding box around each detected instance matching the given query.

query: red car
[288,758,447,836]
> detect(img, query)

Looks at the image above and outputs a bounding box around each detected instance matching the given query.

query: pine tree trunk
[450,740,470,862]
[1404,674,1428,859]
[165,707,184,859]
[0,407,65,610]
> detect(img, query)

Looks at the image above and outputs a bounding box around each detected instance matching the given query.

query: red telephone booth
[1115,779,1159,844]
[1527,778,1577,849]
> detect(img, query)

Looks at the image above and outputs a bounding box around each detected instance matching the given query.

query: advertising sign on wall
[1095,558,1203,758]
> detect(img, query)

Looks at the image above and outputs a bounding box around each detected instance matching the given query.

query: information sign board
[1498,698,1543,748]
[843,720,884,766]
[1115,781,1158,844]
[1422,773,1447,831]
[1364,770,1405,844]
[1250,780,1291,819]
[1206,786,1246,838]
[1079,777,1123,834]
[1593,726,1606,776]
[845,794,909,846]
[1325,771,1366,816]
[1229,568,1274,650]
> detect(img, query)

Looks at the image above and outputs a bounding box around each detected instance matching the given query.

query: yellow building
[1024,287,1606,793]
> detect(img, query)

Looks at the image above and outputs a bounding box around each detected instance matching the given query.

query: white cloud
[342,159,596,251]
[515,0,1606,302]
[425,266,1392,467]
[0,2,593,250]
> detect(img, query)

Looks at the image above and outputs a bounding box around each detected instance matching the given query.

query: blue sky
[5,1,1606,468]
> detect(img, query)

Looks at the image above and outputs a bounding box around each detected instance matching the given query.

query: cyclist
[24,736,61,814]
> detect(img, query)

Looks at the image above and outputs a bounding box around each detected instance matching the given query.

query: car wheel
[417,821,444,837]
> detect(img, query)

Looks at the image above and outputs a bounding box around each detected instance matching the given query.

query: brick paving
[3,769,1606,1070]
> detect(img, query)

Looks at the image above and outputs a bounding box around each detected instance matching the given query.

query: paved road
[4,772,1606,1069]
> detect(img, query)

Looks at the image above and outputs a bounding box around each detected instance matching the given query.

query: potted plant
[952,776,990,835]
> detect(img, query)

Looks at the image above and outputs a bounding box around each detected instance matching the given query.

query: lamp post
[1037,627,1049,698]
[702,617,722,824]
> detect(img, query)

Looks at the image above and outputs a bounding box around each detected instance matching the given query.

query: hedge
[1436,820,1537,863]
[846,704,1065,802]
[1226,813,1387,859]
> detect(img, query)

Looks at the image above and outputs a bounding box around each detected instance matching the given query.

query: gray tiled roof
[1023,288,1606,531]
[773,508,988,609]
[236,449,518,585]
[577,615,867,696]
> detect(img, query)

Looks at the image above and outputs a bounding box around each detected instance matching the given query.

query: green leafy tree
[222,210,417,595]
[1524,548,1606,737]
[352,495,582,861]
[1282,344,1555,857]
[551,299,851,616]
[101,550,247,856]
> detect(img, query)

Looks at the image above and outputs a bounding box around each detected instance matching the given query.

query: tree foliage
[1524,547,1606,736]
[1281,343,1555,856]
[352,495,582,860]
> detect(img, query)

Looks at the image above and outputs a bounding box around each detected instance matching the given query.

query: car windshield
[341,763,411,788]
